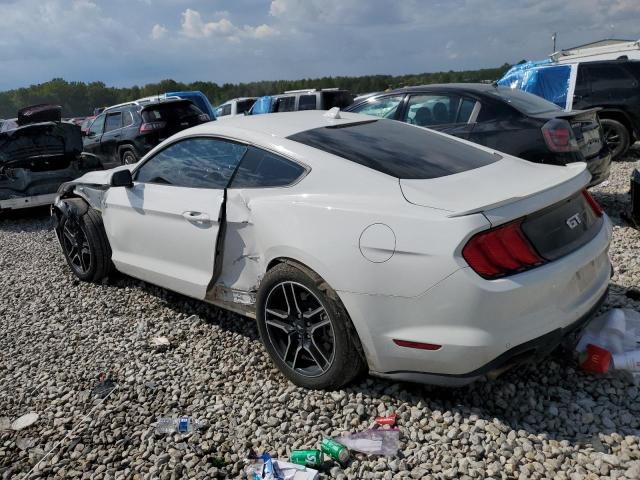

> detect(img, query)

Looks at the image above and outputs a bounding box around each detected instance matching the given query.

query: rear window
[488,87,561,114]
[322,91,354,109]
[287,120,499,179]
[142,102,203,122]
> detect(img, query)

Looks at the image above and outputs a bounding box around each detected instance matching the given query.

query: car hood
[400,156,590,218]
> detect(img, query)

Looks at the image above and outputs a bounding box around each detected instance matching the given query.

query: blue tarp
[251,96,273,115]
[497,60,571,109]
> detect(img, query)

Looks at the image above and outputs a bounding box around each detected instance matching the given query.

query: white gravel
[1,154,640,479]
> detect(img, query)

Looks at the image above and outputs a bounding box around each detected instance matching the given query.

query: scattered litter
[149,336,171,351]
[11,412,39,431]
[249,451,319,480]
[290,449,322,468]
[580,344,612,373]
[374,412,397,427]
[155,416,206,434]
[320,437,349,465]
[335,429,399,456]
[91,373,117,398]
[577,308,640,375]
[16,437,36,451]
[0,417,11,430]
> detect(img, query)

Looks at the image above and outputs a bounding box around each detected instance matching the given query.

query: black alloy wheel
[61,217,92,276]
[264,281,335,377]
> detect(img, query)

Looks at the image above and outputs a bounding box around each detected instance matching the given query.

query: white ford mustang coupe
[53,109,612,389]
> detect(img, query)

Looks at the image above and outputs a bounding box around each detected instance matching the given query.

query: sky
[0,0,639,91]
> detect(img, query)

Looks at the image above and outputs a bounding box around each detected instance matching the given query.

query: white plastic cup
[612,350,640,372]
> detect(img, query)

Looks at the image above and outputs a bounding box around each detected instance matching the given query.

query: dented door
[103,137,248,299]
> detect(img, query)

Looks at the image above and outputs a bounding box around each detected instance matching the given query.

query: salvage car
[249,89,354,115]
[346,84,611,186]
[83,98,210,168]
[215,97,257,119]
[0,105,101,211]
[53,110,612,389]
[498,59,640,159]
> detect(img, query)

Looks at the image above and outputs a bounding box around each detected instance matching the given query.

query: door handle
[182,211,210,222]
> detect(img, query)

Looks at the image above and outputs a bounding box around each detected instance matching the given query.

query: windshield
[489,87,561,115]
[288,119,499,179]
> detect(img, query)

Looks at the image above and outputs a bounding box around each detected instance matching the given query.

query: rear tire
[58,202,112,283]
[119,147,138,165]
[600,118,630,160]
[256,263,366,389]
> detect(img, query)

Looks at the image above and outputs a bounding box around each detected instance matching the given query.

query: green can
[290,449,323,467]
[320,438,349,464]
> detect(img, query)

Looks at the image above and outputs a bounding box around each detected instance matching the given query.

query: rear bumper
[585,150,611,187]
[372,286,608,386]
[339,216,612,386]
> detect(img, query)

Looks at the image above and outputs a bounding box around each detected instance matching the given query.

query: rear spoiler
[554,107,602,120]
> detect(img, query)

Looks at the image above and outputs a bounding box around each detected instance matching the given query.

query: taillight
[582,189,603,217]
[462,220,545,279]
[139,121,166,133]
[542,119,578,153]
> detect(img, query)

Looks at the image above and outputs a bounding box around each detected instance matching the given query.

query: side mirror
[111,169,133,188]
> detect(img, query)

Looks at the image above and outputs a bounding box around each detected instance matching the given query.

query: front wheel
[57,202,112,282]
[600,118,630,160]
[256,263,366,389]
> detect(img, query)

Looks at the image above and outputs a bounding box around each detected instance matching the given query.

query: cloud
[180,8,278,41]
[150,23,167,40]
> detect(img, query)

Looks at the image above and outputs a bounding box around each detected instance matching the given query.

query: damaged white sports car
[53,110,612,389]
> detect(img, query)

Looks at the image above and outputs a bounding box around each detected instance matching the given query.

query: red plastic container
[580,344,612,374]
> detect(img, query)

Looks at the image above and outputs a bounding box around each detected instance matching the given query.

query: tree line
[0,64,512,118]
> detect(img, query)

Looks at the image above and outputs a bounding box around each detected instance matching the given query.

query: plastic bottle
[612,350,640,372]
[155,416,205,434]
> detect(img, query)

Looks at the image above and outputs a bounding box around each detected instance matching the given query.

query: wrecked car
[52,109,612,390]
[0,104,102,211]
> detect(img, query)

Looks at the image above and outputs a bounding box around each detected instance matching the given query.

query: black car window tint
[349,95,404,119]
[587,64,636,91]
[298,95,317,111]
[288,119,498,179]
[104,113,122,132]
[230,147,306,188]
[323,91,353,109]
[404,95,460,126]
[236,99,255,114]
[135,138,248,189]
[275,97,296,112]
[141,103,203,122]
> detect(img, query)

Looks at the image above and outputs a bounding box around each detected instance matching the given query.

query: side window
[574,65,590,97]
[135,138,248,189]
[457,98,476,123]
[476,103,499,122]
[587,64,636,92]
[122,110,135,127]
[275,96,296,112]
[222,104,232,116]
[88,114,105,135]
[104,112,122,132]
[349,95,404,119]
[403,94,461,126]
[236,99,255,114]
[298,95,317,111]
[230,147,306,188]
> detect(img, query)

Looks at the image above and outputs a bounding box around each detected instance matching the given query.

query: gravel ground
[1,155,640,480]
